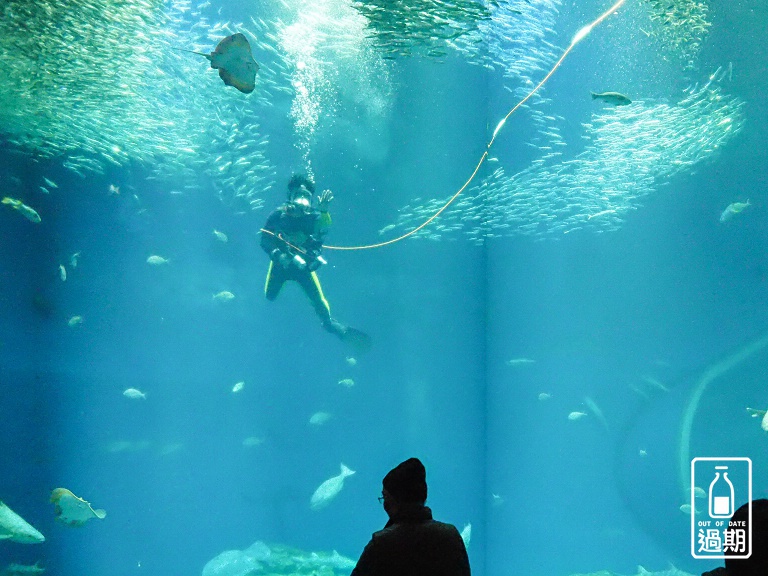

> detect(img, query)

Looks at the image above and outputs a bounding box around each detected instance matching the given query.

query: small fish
[460,523,471,548]
[641,376,669,392]
[491,494,504,506]
[746,407,764,418]
[310,463,355,510]
[0,501,45,543]
[309,411,332,426]
[693,486,706,499]
[59,265,67,282]
[746,407,768,432]
[70,252,81,268]
[506,357,535,366]
[231,381,244,393]
[213,229,228,242]
[2,197,41,223]
[108,184,120,195]
[568,411,588,421]
[50,488,106,526]
[242,436,264,447]
[43,178,58,189]
[146,255,169,265]
[123,388,146,400]
[638,449,647,457]
[629,384,650,399]
[719,200,750,222]
[213,291,235,302]
[538,392,552,401]
[2,561,45,575]
[338,378,355,388]
[345,356,357,366]
[679,503,700,515]
[587,209,616,220]
[378,224,396,236]
[591,91,632,105]
[67,315,83,327]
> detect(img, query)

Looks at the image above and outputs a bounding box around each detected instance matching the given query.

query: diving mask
[288,185,313,212]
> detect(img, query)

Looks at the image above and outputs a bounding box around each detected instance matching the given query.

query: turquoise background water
[1,1,766,575]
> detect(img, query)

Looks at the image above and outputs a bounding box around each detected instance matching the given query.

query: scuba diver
[260,174,371,353]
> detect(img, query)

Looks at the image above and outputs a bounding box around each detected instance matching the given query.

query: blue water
[2,1,768,575]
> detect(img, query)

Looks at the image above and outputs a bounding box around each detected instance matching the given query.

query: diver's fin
[342,327,372,354]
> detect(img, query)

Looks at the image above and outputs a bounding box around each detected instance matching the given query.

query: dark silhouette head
[725,498,768,576]
[383,458,427,504]
[287,174,315,201]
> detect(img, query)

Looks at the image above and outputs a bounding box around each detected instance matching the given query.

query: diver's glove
[318,189,333,212]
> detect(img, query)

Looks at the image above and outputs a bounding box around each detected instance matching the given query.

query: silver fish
[591,91,632,105]
[310,464,355,510]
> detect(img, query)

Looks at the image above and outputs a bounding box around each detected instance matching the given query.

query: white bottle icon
[709,465,734,518]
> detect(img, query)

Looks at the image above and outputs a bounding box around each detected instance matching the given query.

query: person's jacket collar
[384,503,432,528]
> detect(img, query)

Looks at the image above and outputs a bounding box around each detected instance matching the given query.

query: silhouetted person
[351,458,471,576]
[702,498,768,576]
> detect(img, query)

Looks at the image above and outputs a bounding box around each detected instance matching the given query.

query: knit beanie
[382,458,427,503]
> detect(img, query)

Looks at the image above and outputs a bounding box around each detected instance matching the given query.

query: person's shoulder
[429,518,459,530]
[373,523,397,537]
[423,519,466,543]
[432,520,463,534]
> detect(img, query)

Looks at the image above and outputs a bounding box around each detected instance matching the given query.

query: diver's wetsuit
[260,204,346,338]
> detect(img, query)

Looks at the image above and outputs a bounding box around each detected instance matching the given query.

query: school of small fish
[645,0,711,69]
[352,0,492,59]
[391,67,744,243]
[0,0,742,242]
[0,0,280,214]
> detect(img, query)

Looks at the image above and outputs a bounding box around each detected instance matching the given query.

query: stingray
[50,488,106,527]
[183,33,259,94]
